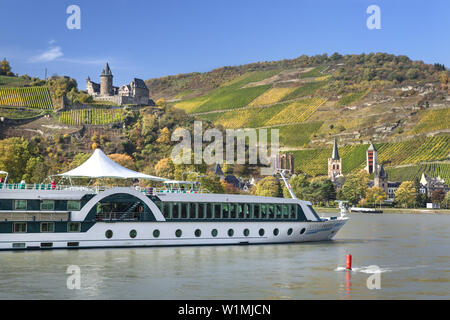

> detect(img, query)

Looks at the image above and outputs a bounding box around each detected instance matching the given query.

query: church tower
[365,142,378,174]
[374,163,388,194]
[100,63,113,96]
[328,137,342,181]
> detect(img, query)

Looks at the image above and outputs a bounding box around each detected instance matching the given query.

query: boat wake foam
[334,265,392,273]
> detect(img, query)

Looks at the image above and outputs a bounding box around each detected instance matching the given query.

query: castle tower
[365,142,378,174]
[328,137,342,181]
[100,63,113,96]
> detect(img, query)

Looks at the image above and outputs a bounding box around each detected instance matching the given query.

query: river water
[0,213,448,299]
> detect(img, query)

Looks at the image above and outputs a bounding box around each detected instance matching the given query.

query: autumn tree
[365,186,387,207]
[108,153,136,170]
[0,137,31,182]
[395,181,416,208]
[154,157,174,179]
[156,127,171,144]
[340,170,370,205]
[0,58,13,76]
[430,189,445,204]
[156,98,166,108]
[283,174,309,199]
[199,173,224,193]
[255,176,282,197]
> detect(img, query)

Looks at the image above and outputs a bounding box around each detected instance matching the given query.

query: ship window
[253,204,260,219]
[175,229,182,237]
[261,204,268,219]
[243,228,250,237]
[13,222,27,233]
[160,202,168,218]
[189,203,197,219]
[259,228,265,236]
[105,230,113,239]
[282,205,289,219]
[222,204,229,219]
[181,203,188,219]
[153,229,160,238]
[41,200,54,211]
[67,222,81,232]
[290,205,296,219]
[228,229,234,237]
[273,228,279,236]
[244,204,251,219]
[67,200,81,211]
[198,203,205,219]
[67,242,79,247]
[14,200,27,210]
[172,203,180,219]
[206,203,213,219]
[287,228,293,235]
[268,205,275,219]
[238,203,244,219]
[211,229,218,237]
[195,229,201,237]
[214,203,221,219]
[230,204,237,219]
[300,228,306,235]
[297,205,308,222]
[40,222,54,233]
[40,242,53,248]
[306,205,321,221]
[130,230,137,238]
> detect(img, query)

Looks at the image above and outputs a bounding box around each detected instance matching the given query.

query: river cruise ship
[0,149,348,250]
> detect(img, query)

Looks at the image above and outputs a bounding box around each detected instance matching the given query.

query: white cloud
[30,46,63,63]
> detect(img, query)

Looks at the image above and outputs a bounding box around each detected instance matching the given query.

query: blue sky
[1,0,449,89]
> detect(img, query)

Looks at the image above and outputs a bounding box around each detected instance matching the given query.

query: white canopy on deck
[57,149,166,181]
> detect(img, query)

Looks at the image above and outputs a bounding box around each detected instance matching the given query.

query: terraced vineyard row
[248,87,296,107]
[386,163,450,183]
[58,108,124,125]
[174,70,279,114]
[376,135,450,166]
[265,98,326,126]
[288,135,450,177]
[198,98,325,129]
[0,87,53,109]
[412,108,450,134]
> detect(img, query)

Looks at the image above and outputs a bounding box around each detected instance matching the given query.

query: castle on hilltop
[86,63,150,105]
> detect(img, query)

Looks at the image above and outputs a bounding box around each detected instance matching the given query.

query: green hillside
[386,163,450,183]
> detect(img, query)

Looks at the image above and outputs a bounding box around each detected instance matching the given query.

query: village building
[86,63,151,105]
[420,173,449,198]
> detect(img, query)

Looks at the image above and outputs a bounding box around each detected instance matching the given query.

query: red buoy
[346,254,352,270]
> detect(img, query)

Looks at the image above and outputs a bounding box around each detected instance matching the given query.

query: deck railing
[0,183,208,196]
[95,212,139,221]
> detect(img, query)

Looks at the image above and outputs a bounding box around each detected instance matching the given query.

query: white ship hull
[0,219,347,250]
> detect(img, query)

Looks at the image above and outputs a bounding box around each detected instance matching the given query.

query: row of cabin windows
[12,222,81,233]
[158,202,305,221]
[12,200,81,211]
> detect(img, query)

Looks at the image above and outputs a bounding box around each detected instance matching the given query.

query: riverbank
[314,207,450,214]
